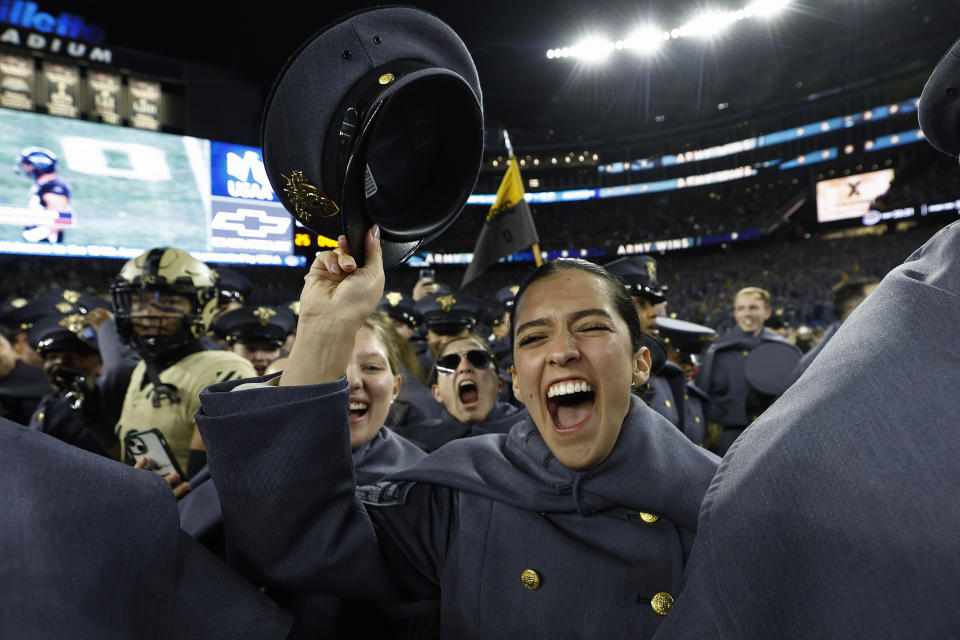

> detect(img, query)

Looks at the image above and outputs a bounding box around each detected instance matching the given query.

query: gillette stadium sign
[0,1,112,63]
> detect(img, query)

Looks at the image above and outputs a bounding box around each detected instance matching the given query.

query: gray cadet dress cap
[261,6,484,268]
[743,340,802,395]
[605,255,667,303]
[919,36,960,157]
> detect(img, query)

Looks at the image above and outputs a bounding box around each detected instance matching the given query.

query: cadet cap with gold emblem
[919,35,960,157]
[261,6,484,269]
[482,285,520,328]
[2,289,108,334]
[28,311,100,356]
[656,316,716,367]
[378,290,420,329]
[211,267,253,307]
[212,305,297,347]
[415,292,481,334]
[604,256,666,304]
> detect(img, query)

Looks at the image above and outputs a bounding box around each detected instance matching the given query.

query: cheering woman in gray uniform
[197,228,719,638]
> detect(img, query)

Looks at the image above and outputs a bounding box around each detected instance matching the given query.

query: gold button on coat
[639,512,660,524]
[520,569,541,590]
[664,400,672,408]
[651,591,674,615]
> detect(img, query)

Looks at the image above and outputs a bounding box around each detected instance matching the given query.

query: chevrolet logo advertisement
[210,142,292,255]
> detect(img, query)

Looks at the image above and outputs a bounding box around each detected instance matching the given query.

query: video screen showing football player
[14,147,72,244]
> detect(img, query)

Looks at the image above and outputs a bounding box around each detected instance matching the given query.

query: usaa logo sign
[224,149,275,202]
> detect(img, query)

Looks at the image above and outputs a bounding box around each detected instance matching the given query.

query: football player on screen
[15,146,72,244]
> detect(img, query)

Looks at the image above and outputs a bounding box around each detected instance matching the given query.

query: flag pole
[503,130,543,267]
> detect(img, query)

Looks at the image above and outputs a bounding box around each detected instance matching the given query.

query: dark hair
[428,333,497,385]
[509,259,644,356]
[832,276,880,320]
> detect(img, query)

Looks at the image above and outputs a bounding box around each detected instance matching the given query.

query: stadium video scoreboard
[0,106,306,266]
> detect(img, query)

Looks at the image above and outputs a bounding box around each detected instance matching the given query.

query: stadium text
[0,1,103,41]
[0,28,112,62]
[617,238,693,255]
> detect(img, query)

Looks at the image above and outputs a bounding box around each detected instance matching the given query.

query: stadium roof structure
[62,0,959,147]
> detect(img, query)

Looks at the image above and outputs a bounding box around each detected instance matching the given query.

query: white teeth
[349,402,368,411]
[547,380,593,398]
[459,380,476,389]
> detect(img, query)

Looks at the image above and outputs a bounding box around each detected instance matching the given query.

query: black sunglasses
[436,349,494,375]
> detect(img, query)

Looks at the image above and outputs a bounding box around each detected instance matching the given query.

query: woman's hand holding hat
[281,225,384,386]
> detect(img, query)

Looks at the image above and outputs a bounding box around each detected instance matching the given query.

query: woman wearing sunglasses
[196,228,719,639]
[393,336,526,452]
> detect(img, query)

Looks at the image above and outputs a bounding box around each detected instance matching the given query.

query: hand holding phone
[125,429,184,479]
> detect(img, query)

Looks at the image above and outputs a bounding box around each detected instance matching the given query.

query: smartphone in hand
[124,429,184,478]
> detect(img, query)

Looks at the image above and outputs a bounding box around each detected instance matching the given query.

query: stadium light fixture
[678,9,738,39]
[745,0,791,18]
[547,0,794,60]
[572,36,615,63]
[619,25,667,55]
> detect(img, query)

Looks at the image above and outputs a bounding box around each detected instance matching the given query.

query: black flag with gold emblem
[461,156,540,289]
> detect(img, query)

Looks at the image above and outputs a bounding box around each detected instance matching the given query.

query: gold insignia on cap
[509,285,519,296]
[436,295,456,313]
[55,302,73,313]
[281,170,340,222]
[10,298,27,308]
[386,292,403,307]
[378,72,396,85]
[62,290,80,303]
[520,569,542,590]
[58,313,86,334]
[651,592,674,616]
[141,275,157,286]
[646,260,657,281]
[288,301,300,315]
[253,306,277,327]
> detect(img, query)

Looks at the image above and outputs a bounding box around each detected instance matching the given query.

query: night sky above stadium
[49,1,960,144]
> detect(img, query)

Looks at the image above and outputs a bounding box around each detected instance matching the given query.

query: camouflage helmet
[111,247,218,355]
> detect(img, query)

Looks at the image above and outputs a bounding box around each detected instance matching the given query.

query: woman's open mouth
[546,380,595,433]
[458,380,479,406]
[349,400,369,424]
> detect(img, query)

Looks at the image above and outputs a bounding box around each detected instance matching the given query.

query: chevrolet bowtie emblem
[253,306,277,327]
[437,295,456,312]
[281,170,340,222]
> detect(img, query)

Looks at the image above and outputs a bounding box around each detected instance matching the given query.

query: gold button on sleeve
[664,400,672,408]
[520,569,541,590]
[651,591,674,615]
[639,512,660,524]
